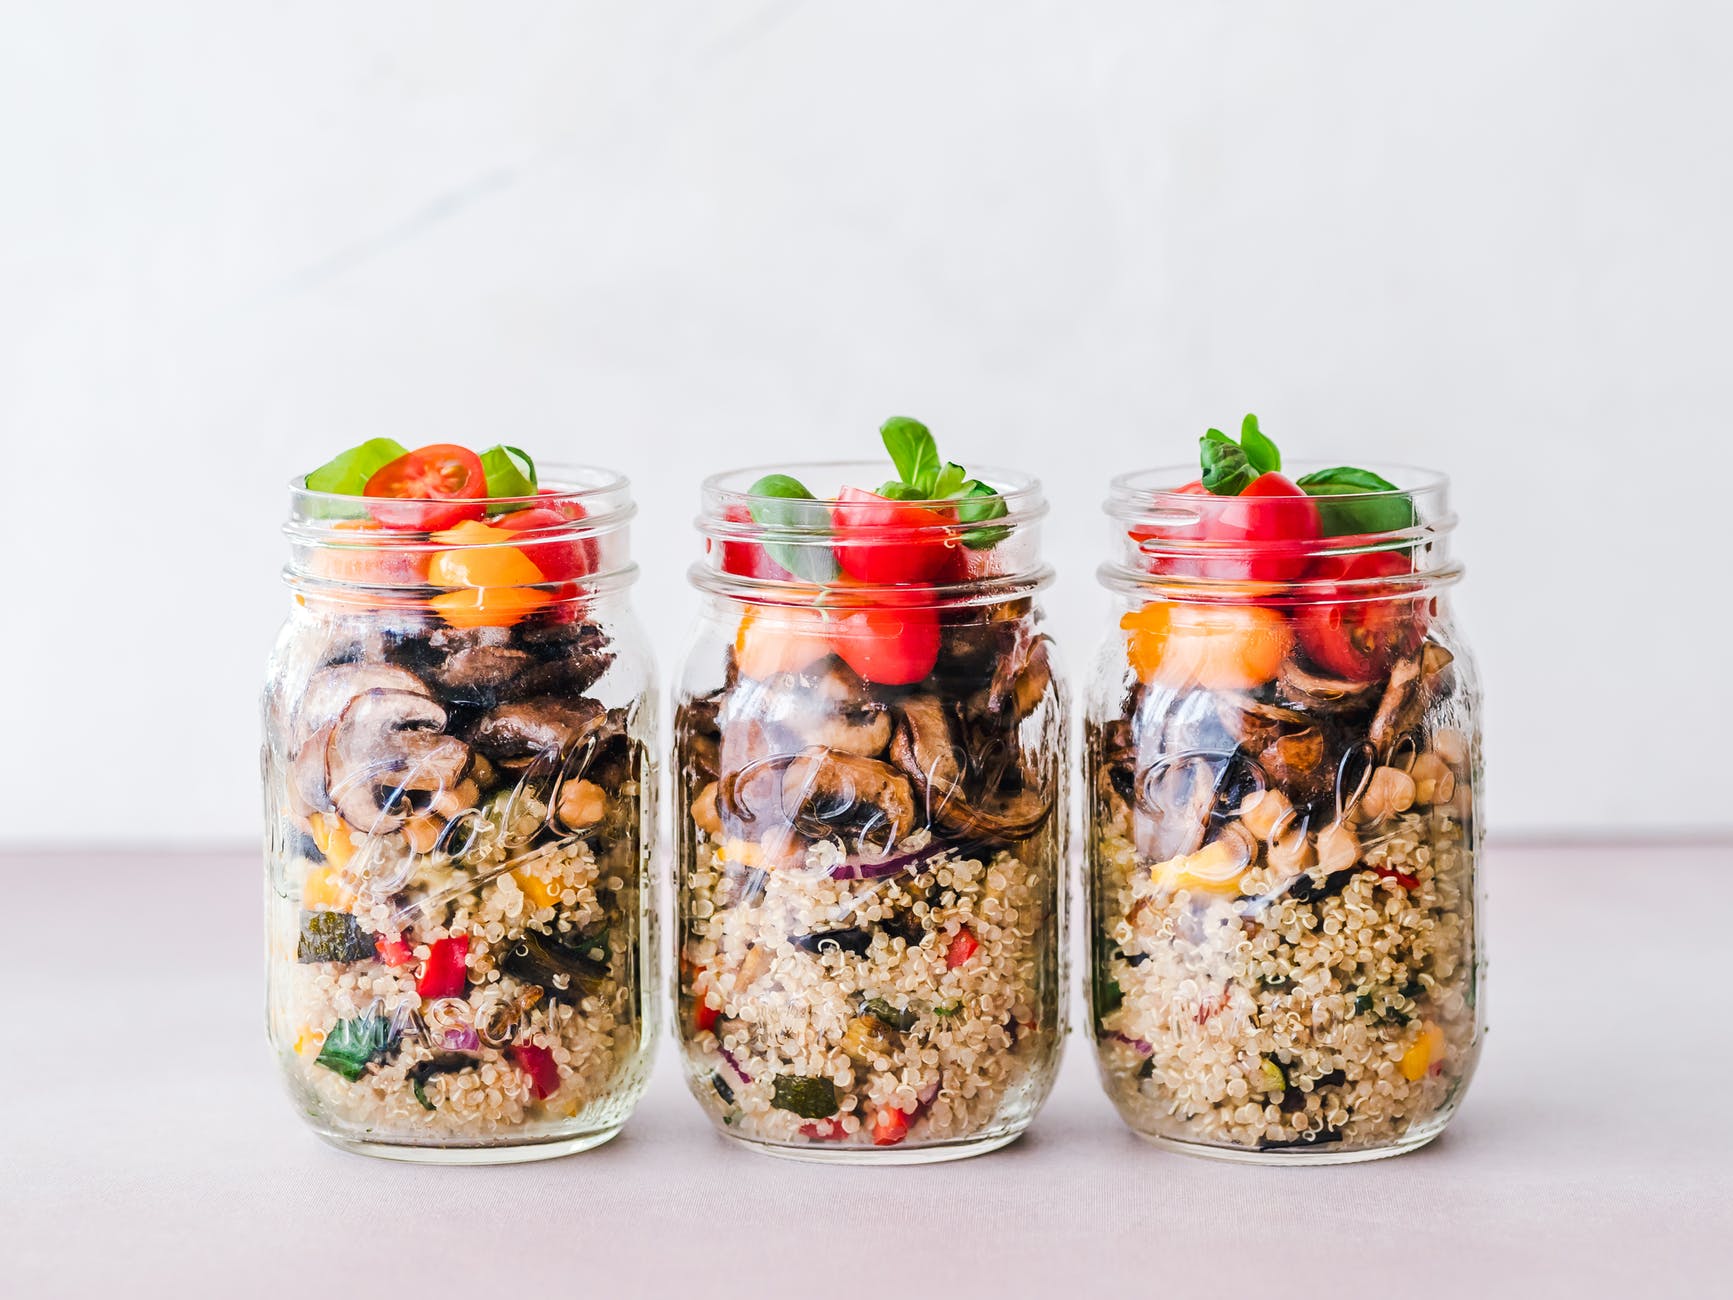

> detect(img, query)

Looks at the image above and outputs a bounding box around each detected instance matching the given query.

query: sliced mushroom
[469,697,607,764]
[889,696,1053,845]
[1277,660,1381,712]
[425,645,538,695]
[984,633,1053,723]
[288,723,337,815]
[1258,726,1331,805]
[293,663,430,746]
[325,689,471,833]
[1368,649,1424,755]
[780,746,919,854]
[746,664,891,756]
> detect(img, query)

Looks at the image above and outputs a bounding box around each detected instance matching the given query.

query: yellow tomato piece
[1149,836,1251,896]
[307,812,356,870]
[720,838,762,868]
[734,604,833,680]
[1122,601,1290,691]
[428,522,545,589]
[429,585,552,629]
[301,864,353,911]
[1399,1022,1446,1081]
[513,868,562,910]
[292,1026,326,1057]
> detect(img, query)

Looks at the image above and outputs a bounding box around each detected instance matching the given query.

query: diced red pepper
[872,1106,912,1146]
[1373,865,1420,890]
[946,927,979,969]
[416,934,469,998]
[511,1043,560,1100]
[695,1000,719,1033]
[375,933,414,967]
[799,1118,847,1141]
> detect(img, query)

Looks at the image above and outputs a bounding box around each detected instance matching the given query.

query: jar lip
[699,460,1047,527]
[288,462,633,520]
[1106,460,1448,512]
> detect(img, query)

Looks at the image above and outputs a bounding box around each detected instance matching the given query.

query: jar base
[314,1124,623,1165]
[1131,1126,1442,1166]
[722,1128,1022,1166]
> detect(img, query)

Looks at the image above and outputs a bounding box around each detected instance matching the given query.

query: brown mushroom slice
[889,696,1053,845]
[985,633,1054,723]
[1368,649,1424,755]
[1258,726,1331,805]
[426,645,538,695]
[288,723,337,816]
[1277,661,1380,712]
[754,664,891,757]
[293,663,430,746]
[780,746,919,854]
[325,689,469,833]
[469,697,607,765]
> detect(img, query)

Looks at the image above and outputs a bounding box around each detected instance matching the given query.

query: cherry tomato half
[491,504,597,582]
[831,488,955,585]
[829,599,941,686]
[1294,549,1428,681]
[712,504,795,581]
[363,444,488,531]
[1135,473,1321,585]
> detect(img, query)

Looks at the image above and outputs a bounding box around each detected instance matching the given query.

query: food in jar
[676,419,1064,1155]
[1089,416,1481,1158]
[265,442,652,1154]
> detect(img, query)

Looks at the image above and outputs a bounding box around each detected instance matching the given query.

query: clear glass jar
[1086,464,1483,1163]
[262,468,657,1162]
[673,463,1066,1162]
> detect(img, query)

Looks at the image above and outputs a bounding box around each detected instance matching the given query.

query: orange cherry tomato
[363,444,488,531]
[427,520,546,588]
[734,604,834,680]
[309,519,431,587]
[428,586,552,629]
[1122,601,1290,690]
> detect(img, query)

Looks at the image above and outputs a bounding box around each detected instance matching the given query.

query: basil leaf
[957,480,1009,549]
[747,473,840,582]
[880,417,939,495]
[876,479,927,501]
[479,445,537,502]
[1295,466,1413,536]
[1199,437,1258,495]
[1202,428,1234,447]
[932,461,968,499]
[305,437,408,495]
[1239,414,1282,474]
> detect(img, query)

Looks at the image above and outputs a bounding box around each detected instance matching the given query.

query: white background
[2,1,1728,846]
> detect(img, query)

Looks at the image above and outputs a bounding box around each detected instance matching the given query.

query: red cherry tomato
[1295,549,1428,681]
[1134,474,1320,585]
[831,488,955,584]
[363,444,488,531]
[829,598,941,685]
[711,503,794,581]
[491,504,596,582]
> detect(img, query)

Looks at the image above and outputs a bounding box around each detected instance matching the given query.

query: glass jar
[262,468,657,1161]
[673,463,1066,1162]
[1086,464,1482,1163]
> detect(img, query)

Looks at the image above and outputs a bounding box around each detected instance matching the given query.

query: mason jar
[262,467,656,1161]
[1086,464,1483,1162]
[673,463,1066,1162]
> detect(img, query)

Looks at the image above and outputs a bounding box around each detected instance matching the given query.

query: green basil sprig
[1295,465,1414,537]
[875,416,1007,550]
[479,445,537,502]
[1199,414,1279,495]
[746,473,841,582]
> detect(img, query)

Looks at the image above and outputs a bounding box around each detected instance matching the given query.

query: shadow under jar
[1086,465,1483,1163]
[262,467,657,1162]
[674,464,1067,1163]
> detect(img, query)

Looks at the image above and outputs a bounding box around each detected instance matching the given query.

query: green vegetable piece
[956,480,1009,549]
[770,1074,839,1119]
[1294,466,1413,537]
[933,1000,962,1018]
[1238,414,1282,474]
[302,438,410,518]
[1093,975,1124,1026]
[314,1014,395,1081]
[861,997,918,1032]
[747,473,841,583]
[296,910,376,964]
[479,444,537,502]
[1199,436,1258,496]
[499,924,610,1000]
[1258,1056,1288,1093]
[408,1053,474,1110]
[880,417,941,495]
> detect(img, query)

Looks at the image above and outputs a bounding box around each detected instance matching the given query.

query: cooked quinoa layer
[680,832,1058,1147]
[1092,802,1477,1152]
[269,793,647,1144]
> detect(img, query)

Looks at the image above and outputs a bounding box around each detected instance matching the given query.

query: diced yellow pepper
[292,1026,326,1057]
[1400,1022,1446,1081]
[720,838,762,869]
[513,868,562,910]
[308,812,356,870]
[302,864,351,911]
[1150,837,1250,896]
